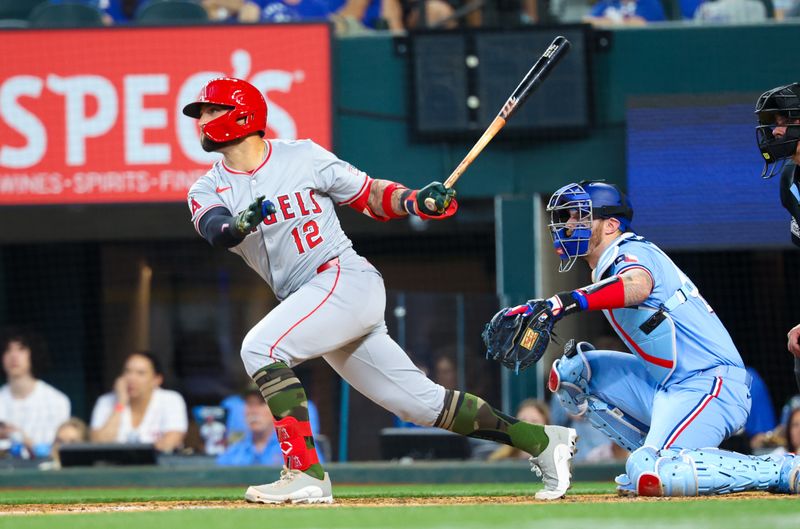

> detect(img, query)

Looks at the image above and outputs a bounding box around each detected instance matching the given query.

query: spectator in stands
[751,394,799,453]
[779,394,800,426]
[775,0,800,18]
[780,407,800,455]
[90,352,187,452]
[50,417,89,468]
[584,0,665,25]
[693,0,767,22]
[218,385,326,465]
[584,437,629,462]
[488,399,550,460]
[222,385,321,443]
[0,328,71,459]
[381,0,457,32]
[743,367,777,446]
[755,407,800,456]
[433,354,458,389]
[202,0,262,22]
[520,0,539,22]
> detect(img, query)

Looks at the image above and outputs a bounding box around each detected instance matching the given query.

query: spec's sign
[0,24,331,205]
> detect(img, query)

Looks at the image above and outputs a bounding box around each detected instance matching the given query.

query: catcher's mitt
[482,300,556,373]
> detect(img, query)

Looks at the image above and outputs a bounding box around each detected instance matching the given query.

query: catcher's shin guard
[275,416,320,471]
[625,446,788,497]
[549,342,646,451]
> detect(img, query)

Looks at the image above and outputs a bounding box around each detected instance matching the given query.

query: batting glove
[233,196,276,236]
[402,181,458,220]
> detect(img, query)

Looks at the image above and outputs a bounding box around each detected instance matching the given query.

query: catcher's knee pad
[549,342,647,451]
[548,341,594,415]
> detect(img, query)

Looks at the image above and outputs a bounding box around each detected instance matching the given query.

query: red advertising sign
[0,24,331,205]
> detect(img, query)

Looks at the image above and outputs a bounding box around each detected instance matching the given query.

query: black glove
[233,196,276,237]
[482,300,556,373]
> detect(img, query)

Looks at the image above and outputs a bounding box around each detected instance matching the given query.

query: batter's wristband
[402,190,419,216]
[381,183,409,220]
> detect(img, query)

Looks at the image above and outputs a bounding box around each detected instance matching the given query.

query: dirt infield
[0,492,791,516]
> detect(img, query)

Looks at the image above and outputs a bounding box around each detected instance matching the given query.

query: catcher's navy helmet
[547,181,633,272]
[755,82,800,178]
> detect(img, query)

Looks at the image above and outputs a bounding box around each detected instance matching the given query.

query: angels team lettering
[262,190,322,226]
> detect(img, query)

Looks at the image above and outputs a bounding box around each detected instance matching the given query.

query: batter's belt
[316,257,340,274]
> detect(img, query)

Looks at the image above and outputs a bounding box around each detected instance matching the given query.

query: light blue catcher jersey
[592,233,744,386]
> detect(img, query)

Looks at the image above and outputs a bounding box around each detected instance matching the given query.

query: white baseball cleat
[529,425,578,500]
[245,467,333,504]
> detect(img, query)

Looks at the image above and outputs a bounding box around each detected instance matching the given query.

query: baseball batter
[755,82,800,392]
[506,181,800,496]
[183,77,576,504]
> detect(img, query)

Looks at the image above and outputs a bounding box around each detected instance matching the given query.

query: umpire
[755,82,800,391]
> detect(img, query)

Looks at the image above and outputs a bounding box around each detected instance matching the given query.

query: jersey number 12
[291,220,323,254]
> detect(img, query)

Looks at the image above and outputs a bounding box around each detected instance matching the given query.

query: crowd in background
[2,0,800,36]
[2,327,799,469]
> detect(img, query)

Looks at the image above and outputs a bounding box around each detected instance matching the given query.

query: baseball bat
[424,35,572,213]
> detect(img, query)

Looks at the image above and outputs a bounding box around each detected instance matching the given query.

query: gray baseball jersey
[188,139,367,301]
[187,139,446,427]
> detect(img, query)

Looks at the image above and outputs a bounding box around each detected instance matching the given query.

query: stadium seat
[0,19,30,28]
[0,0,46,24]
[135,0,209,24]
[29,3,105,28]
[660,0,683,20]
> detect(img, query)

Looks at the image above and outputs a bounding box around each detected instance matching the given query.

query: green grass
[0,483,796,529]
[0,482,612,504]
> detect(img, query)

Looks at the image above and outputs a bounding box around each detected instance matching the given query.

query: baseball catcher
[484,180,800,498]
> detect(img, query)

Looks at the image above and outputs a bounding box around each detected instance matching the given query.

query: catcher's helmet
[755,82,800,178]
[182,77,267,143]
[547,181,633,272]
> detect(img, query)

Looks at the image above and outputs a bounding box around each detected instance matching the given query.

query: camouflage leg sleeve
[433,389,549,457]
[252,362,324,479]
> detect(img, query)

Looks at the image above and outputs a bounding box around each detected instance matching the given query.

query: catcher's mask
[547,181,633,272]
[182,77,267,143]
[755,82,800,179]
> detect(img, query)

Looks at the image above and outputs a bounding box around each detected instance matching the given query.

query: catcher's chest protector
[594,234,720,387]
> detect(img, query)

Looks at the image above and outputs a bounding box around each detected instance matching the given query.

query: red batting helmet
[182,77,267,143]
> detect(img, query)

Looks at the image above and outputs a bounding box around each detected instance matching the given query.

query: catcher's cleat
[530,425,578,500]
[614,473,637,496]
[245,467,333,504]
[777,453,800,494]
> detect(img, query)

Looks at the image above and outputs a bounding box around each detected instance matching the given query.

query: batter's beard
[201,135,243,152]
